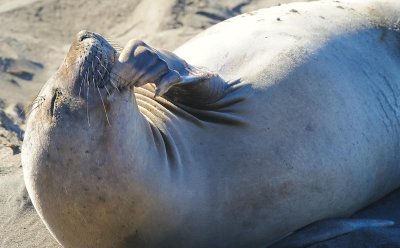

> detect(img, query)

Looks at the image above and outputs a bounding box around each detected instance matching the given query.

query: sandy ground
[1,0,399,247]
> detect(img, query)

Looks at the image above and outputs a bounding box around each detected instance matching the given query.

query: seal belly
[172,1,400,246]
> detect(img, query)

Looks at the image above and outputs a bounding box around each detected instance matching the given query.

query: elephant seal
[22,0,400,247]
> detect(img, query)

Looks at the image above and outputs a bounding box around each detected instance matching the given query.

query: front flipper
[110,39,227,107]
[269,219,394,248]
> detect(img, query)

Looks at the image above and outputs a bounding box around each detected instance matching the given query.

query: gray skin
[22,0,400,248]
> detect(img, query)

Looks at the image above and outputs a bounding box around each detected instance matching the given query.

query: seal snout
[40,30,120,120]
[66,30,118,92]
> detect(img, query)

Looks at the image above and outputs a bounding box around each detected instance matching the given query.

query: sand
[0,0,399,247]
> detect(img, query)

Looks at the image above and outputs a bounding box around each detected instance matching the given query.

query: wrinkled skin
[22,30,236,248]
[22,1,400,247]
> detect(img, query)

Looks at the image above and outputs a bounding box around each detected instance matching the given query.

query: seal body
[22,0,400,247]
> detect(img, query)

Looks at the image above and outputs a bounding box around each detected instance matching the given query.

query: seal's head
[31,30,117,125]
[21,31,150,247]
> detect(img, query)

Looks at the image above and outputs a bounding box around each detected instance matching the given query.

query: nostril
[78,30,94,42]
[80,34,91,42]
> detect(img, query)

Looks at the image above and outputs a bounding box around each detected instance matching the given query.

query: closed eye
[50,88,62,117]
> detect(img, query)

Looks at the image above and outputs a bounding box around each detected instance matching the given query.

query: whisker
[92,60,96,87]
[95,55,117,88]
[79,71,86,97]
[110,77,121,92]
[97,68,112,96]
[104,84,112,96]
[95,55,122,93]
[96,84,111,126]
[104,37,123,51]
[26,95,45,118]
[25,104,41,117]
[97,69,105,85]
[86,71,91,127]
[31,96,44,105]
[96,56,110,74]
[26,98,45,116]
[79,71,88,96]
